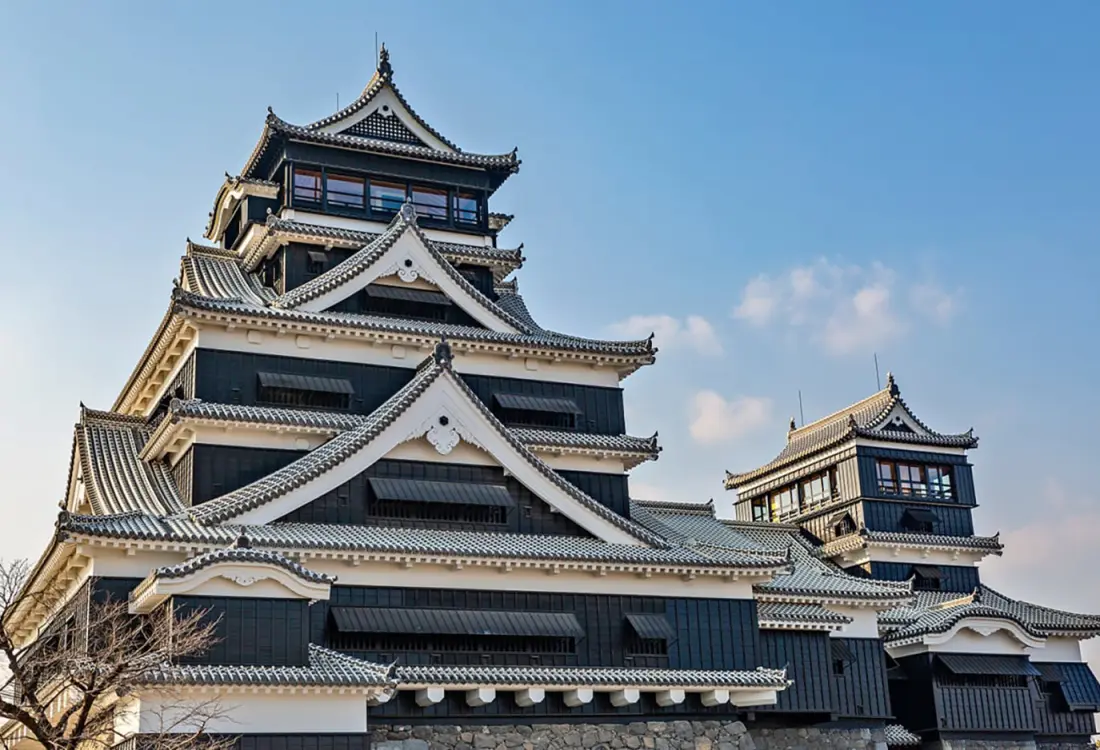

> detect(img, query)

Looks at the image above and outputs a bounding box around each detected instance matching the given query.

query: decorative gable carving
[871,404,931,438]
[340,109,425,146]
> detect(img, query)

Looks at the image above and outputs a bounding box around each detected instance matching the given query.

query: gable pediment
[191,354,656,547]
[872,404,931,438]
[272,208,522,333]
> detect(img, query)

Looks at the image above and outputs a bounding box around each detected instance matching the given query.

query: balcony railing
[877,480,954,500]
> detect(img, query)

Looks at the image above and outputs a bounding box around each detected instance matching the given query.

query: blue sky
[1,1,1099,659]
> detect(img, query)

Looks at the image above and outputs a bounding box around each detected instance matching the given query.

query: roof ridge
[788,385,893,439]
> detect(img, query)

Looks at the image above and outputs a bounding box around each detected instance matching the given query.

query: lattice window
[342,111,424,146]
[367,498,507,526]
[331,632,575,656]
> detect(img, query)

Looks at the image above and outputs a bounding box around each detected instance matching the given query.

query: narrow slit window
[876,460,897,494]
[454,191,479,224]
[306,250,327,276]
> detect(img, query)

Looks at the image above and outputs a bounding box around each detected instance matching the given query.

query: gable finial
[233,534,251,549]
[788,416,797,433]
[399,198,418,223]
[378,42,392,78]
[434,337,454,368]
[847,413,858,428]
[886,371,899,396]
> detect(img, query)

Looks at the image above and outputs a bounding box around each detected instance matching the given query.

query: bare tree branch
[0,558,235,750]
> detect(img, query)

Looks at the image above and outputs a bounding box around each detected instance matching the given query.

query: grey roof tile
[726,374,978,487]
[629,500,913,604]
[394,664,790,689]
[817,529,1004,558]
[75,407,186,516]
[58,513,787,570]
[140,644,393,688]
[884,725,921,746]
[757,602,853,627]
[152,545,334,584]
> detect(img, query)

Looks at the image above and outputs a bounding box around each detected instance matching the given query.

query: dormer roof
[725,373,979,488]
[239,46,518,181]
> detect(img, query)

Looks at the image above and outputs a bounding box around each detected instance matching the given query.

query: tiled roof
[58,513,788,571]
[139,644,393,688]
[155,399,657,465]
[817,529,1004,558]
[181,250,276,305]
[204,174,280,239]
[394,664,790,689]
[884,725,921,746]
[305,46,459,151]
[172,286,656,362]
[243,112,517,182]
[75,407,186,516]
[629,501,913,605]
[270,207,532,340]
[244,217,524,279]
[757,602,853,629]
[152,545,334,584]
[726,374,978,487]
[880,587,1100,643]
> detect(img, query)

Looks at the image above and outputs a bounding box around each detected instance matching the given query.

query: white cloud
[608,314,722,356]
[910,282,961,324]
[688,390,772,444]
[731,259,961,356]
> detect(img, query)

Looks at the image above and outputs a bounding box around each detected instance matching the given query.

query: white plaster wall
[865,547,985,567]
[88,546,759,599]
[197,328,622,387]
[283,209,496,248]
[189,425,329,453]
[824,606,881,639]
[1027,636,1083,662]
[889,628,1031,658]
[137,692,368,734]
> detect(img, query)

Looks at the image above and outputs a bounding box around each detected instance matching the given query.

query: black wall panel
[860,500,976,537]
[279,458,591,536]
[173,596,309,667]
[312,587,759,672]
[856,448,977,506]
[830,637,892,719]
[868,562,980,593]
[558,471,631,518]
[193,351,626,435]
[191,444,306,505]
[172,447,194,507]
[757,631,833,714]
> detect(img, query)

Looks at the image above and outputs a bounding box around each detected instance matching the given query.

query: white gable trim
[887,617,1045,658]
[223,371,647,546]
[129,560,332,614]
[293,228,520,335]
[872,404,934,438]
[315,86,454,153]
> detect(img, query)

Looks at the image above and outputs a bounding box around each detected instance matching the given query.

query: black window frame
[875,459,956,500]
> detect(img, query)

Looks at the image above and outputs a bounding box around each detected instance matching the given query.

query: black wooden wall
[171,447,194,507]
[193,350,627,435]
[173,596,309,667]
[855,447,977,506]
[278,458,592,536]
[559,471,631,518]
[190,444,306,505]
[313,586,760,671]
[860,500,976,536]
[868,562,980,593]
[831,637,892,719]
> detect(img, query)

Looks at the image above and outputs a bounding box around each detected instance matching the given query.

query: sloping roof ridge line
[304,45,459,152]
[630,499,715,515]
[929,592,978,611]
[788,385,892,439]
[79,405,147,427]
[269,206,535,336]
[980,584,1100,623]
[721,518,801,531]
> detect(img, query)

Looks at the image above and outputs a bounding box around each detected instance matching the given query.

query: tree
[0,558,236,750]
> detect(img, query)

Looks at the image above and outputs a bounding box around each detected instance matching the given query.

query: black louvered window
[911,564,942,591]
[256,373,353,411]
[493,393,581,431]
[366,478,512,527]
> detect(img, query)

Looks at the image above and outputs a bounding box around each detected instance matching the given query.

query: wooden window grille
[359,292,449,322]
[497,407,576,431]
[292,168,322,205]
[331,632,575,656]
[625,636,668,657]
[366,498,508,526]
[256,385,351,411]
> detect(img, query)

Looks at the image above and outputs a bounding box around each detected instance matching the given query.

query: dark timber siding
[233,737,371,750]
[856,447,976,506]
[1033,694,1096,737]
[172,447,194,507]
[757,631,833,714]
[312,587,759,671]
[191,444,305,505]
[935,682,1036,732]
[193,351,626,435]
[173,596,309,667]
[558,471,630,518]
[282,145,502,192]
[831,638,891,719]
[279,458,592,536]
[868,562,980,593]
[860,500,976,536]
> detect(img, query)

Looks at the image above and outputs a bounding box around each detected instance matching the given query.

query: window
[454,191,479,224]
[770,485,799,522]
[927,465,953,498]
[801,470,835,508]
[293,168,322,204]
[306,250,327,276]
[750,498,768,522]
[332,632,574,657]
[900,508,937,534]
[493,394,581,431]
[626,637,669,657]
[368,498,508,526]
[896,463,926,495]
[410,185,448,220]
[326,173,365,209]
[256,373,354,411]
[911,565,942,591]
[370,180,406,213]
[876,460,897,494]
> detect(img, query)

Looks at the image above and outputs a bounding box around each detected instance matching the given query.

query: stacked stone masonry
[370,722,890,750]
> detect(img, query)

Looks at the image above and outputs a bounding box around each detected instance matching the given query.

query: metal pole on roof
[798,390,805,427]
[874,353,881,391]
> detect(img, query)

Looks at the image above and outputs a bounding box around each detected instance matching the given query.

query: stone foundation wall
[929,740,1039,750]
[371,722,889,750]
